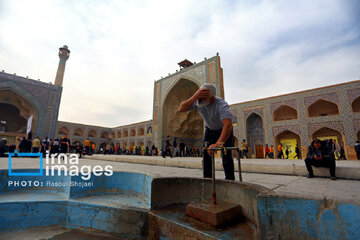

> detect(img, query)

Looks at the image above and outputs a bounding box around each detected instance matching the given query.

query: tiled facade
[230,80,360,159]
[55,120,153,150]
[0,71,62,139]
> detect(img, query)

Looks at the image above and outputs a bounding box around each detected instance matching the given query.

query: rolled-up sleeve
[218,100,233,121]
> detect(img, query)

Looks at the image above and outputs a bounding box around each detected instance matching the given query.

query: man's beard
[197,97,211,108]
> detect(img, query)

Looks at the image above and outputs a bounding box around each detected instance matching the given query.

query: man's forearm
[217,120,232,144]
[179,95,197,112]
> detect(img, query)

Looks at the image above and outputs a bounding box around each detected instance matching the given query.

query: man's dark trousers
[304,157,336,177]
[203,127,235,180]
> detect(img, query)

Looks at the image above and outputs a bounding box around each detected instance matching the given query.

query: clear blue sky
[1,0,359,127]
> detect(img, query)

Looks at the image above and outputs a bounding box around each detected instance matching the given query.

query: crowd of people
[97,136,203,158]
[161,136,202,158]
[99,143,158,156]
[0,133,95,157]
[1,133,359,162]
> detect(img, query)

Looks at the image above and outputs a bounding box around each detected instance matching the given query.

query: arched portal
[88,130,97,138]
[312,127,344,148]
[138,128,144,136]
[123,130,128,138]
[273,105,297,121]
[0,90,38,144]
[162,79,203,147]
[101,131,108,139]
[0,103,27,133]
[116,131,121,138]
[275,130,301,159]
[108,132,114,139]
[308,99,339,117]
[58,126,70,136]
[246,113,264,158]
[352,96,360,112]
[130,129,136,137]
[73,128,84,137]
[147,127,152,135]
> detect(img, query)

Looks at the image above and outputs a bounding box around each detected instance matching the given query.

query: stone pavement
[83,154,360,180]
[1,156,360,203]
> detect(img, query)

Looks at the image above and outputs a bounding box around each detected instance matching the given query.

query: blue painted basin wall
[69,172,152,202]
[0,169,70,196]
[258,195,360,240]
[0,169,152,237]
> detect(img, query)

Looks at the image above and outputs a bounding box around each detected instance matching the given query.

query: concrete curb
[83,155,360,180]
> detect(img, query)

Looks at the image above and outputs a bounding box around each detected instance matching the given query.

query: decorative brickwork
[304,92,339,108]
[307,121,344,136]
[347,88,360,104]
[270,99,297,113]
[273,125,300,137]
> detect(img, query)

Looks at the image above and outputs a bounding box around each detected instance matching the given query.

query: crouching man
[305,139,336,180]
[179,83,235,180]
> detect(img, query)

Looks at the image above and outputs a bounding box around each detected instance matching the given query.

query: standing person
[179,139,185,157]
[32,136,41,153]
[114,144,119,155]
[162,136,172,158]
[196,147,200,157]
[333,140,341,160]
[179,83,235,180]
[295,144,301,159]
[264,144,270,159]
[339,147,347,160]
[277,144,284,159]
[42,137,50,156]
[60,135,69,154]
[285,147,289,159]
[304,139,336,180]
[19,137,27,153]
[191,146,196,157]
[141,145,145,155]
[241,139,248,158]
[84,138,91,155]
[269,145,274,159]
[172,137,177,157]
[26,136,32,153]
[151,144,156,156]
[52,138,60,155]
[186,144,190,157]
[172,137,180,157]
[0,138,7,157]
[105,144,110,155]
[91,143,96,154]
[355,141,360,160]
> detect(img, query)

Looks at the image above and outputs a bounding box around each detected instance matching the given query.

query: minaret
[54,45,70,87]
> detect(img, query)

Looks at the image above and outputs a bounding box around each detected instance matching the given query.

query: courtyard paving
[1,156,360,203]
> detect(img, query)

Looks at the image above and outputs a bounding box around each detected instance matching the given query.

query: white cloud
[0,0,359,126]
